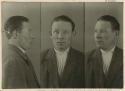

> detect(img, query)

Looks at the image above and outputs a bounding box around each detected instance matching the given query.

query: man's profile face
[94,20,117,51]
[51,21,74,51]
[18,22,34,50]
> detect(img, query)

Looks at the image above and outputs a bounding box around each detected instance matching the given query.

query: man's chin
[96,45,104,49]
[56,47,66,51]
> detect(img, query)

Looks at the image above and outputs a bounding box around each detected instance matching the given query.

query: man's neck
[100,45,116,53]
[54,47,70,53]
[8,39,26,54]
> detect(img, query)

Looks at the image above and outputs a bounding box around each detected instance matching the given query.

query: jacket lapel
[106,47,123,86]
[93,49,105,87]
[46,49,60,87]
[60,48,76,86]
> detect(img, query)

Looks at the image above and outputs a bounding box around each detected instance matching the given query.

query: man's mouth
[56,42,65,45]
[57,41,65,43]
[96,40,104,44]
[96,40,103,42]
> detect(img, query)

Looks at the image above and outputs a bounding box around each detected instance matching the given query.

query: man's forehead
[22,22,31,28]
[95,20,112,29]
[53,20,71,26]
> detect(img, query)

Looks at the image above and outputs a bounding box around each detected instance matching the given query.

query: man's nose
[58,32,64,38]
[95,32,102,39]
[31,34,35,39]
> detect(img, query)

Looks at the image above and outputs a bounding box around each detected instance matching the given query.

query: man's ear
[11,30,18,39]
[49,30,52,39]
[115,31,119,36]
[72,29,76,36]
[49,30,52,36]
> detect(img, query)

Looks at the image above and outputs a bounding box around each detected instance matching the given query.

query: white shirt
[100,46,115,75]
[54,48,69,76]
[17,46,26,54]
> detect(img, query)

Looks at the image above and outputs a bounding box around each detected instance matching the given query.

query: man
[40,15,84,88]
[2,16,40,88]
[86,15,123,88]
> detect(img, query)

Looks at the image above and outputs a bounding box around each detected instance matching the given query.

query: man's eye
[94,30,98,33]
[54,30,59,34]
[63,30,68,34]
[94,30,106,33]
[101,30,106,33]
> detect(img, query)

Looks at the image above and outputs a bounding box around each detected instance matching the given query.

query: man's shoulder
[3,45,27,67]
[86,49,98,57]
[70,48,84,63]
[85,48,99,63]
[114,47,123,60]
[41,49,49,56]
[71,48,83,56]
[4,45,21,62]
[7,45,18,55]
[115,47,123,54]
[40,48,53,63]
[41,48,52,57]
[6,44,23,58]
[3,52,25,73]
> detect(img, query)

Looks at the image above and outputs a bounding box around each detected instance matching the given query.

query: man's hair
[4,16,29,39]
[97,15,120,31]
[51,15,75,31]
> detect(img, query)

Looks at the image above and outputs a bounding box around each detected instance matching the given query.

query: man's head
[94,15,120,51]
[50,15,75,52]
[4,16,34,50]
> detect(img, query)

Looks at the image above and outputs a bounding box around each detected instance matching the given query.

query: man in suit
[2,16,40,88]
[40,15,84,88]
[86,15,123,88]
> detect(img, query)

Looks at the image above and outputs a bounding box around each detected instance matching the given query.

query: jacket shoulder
[70,48,84,64]
[71,48,84,57]
[85,49,98,63]
[114,47,123,61]
[86,49,97,57]
[40,49,50,64]
[116,47,123,54]
[4,46,23,65]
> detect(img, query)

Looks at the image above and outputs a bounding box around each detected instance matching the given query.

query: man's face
[51,21,74,51]
[94,20,117,51]
[18,22,34,50]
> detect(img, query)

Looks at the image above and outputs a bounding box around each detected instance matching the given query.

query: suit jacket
[2,44,40,88]
[86,47,123,88]
[40,48,84,88]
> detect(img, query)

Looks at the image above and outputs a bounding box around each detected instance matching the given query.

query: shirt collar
[17,46,26,54]
[54,48,70,55]
[100,46,116,54]
[8,40,26,54]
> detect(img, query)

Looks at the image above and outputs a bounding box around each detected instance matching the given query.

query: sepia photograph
[85,2,123,88]
[2,2,41,88]
[1,1,124,90]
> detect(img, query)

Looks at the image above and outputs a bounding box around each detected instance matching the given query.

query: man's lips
[56,42,65,44]
[96,40,104,44]
[96,40,103,42]
[57,41,65,43]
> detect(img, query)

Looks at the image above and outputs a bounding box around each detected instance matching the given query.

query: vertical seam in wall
[39,2,42,85]
[84,2,86,87]
[84,2,85,54]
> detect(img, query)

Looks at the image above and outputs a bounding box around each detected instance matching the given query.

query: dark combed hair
[4,16,29,39]
[97,15,120,31]
[51,15,75,31]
